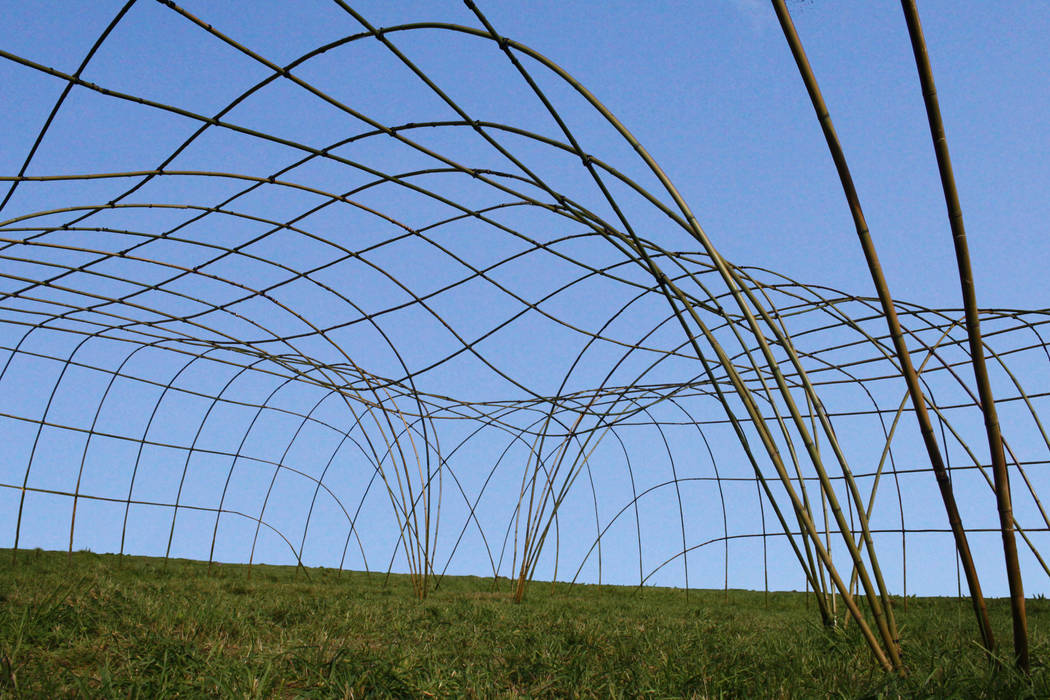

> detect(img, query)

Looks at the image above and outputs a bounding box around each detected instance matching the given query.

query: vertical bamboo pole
[899,0,1028,671]
[770,0,996,655]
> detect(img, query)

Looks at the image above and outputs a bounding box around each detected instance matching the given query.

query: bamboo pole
[770,0,996,655]
[899,0,1028,671]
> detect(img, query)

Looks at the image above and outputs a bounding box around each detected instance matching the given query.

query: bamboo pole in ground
[770,0,996,657]
[899,0,1028,671]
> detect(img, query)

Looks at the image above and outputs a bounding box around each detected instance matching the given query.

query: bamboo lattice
[1,0,1046,670]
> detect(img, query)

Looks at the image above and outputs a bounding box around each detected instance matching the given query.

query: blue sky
[1,1,1048,598]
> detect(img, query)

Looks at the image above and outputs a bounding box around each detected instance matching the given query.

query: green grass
[1,549,1047,698]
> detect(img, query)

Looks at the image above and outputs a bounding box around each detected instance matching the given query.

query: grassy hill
[0,549,1046,697]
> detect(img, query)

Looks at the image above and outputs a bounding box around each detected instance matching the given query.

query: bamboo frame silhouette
[1,0,1046,672]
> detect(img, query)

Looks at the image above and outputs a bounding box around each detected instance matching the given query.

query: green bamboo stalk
[770,0,996,656]
[899,0,1027,670]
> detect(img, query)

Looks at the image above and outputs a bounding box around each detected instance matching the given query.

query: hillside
[1,549,1047,697]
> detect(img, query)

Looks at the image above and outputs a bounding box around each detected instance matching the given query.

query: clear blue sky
[1,1,1048,597]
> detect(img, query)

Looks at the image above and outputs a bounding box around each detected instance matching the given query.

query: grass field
[1,549,1047,697]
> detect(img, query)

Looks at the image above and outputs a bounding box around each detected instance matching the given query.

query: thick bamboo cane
[770,0,996,655]
[899,0,1028,671]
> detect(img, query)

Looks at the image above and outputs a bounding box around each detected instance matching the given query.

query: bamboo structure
[0,1,1046,670]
